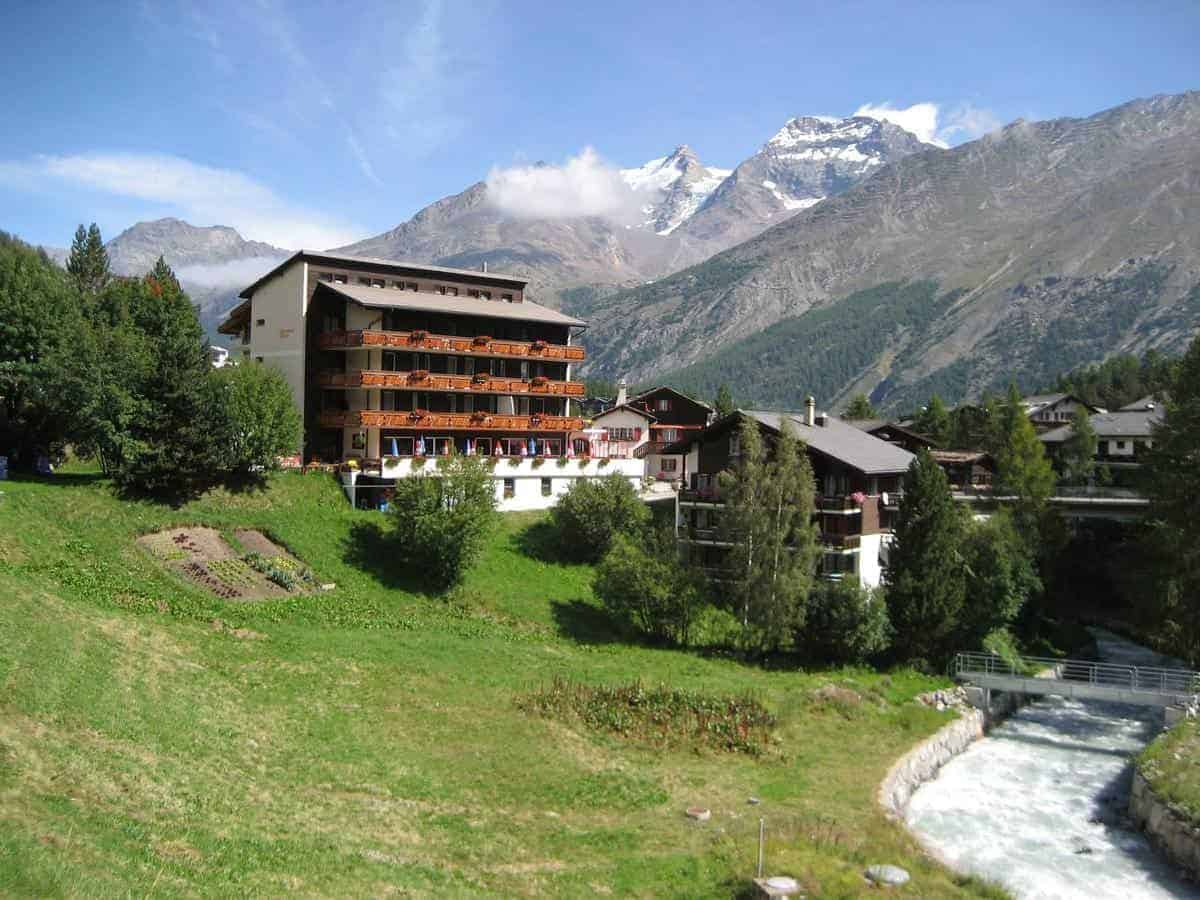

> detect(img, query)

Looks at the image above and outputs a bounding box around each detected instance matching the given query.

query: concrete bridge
[952,486,1150,522]
[954,652,1200,711]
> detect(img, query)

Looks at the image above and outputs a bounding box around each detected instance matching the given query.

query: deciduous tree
[594,528,703,645]
[549,473,649,563]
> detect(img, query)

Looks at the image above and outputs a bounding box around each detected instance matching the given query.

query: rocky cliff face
[578,93,1200,411]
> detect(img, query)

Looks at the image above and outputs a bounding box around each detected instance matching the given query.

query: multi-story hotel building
[218,251,642,510]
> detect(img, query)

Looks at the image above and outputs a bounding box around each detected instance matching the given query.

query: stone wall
[878,708,985,816]
[1129,770,1200,879]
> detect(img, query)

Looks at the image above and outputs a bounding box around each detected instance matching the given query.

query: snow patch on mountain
[620,147,731,234]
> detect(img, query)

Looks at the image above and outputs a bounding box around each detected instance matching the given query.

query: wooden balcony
[317,370,585,396]
[318,329,586,361]
[318,410,584,432]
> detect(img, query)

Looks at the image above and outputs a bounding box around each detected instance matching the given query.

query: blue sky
[2,0,1197,251]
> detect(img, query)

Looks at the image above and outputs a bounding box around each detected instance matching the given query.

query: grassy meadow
[0,467,1004,897]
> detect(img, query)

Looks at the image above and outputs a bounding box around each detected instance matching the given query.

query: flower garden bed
[139,526,320,601]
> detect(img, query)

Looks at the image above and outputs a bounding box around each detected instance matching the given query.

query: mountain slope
[580,92,1200,411]
[105,219,289,339]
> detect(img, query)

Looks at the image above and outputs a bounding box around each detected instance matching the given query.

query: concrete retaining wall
[1129,770,1200,879]
[878,708,985,816]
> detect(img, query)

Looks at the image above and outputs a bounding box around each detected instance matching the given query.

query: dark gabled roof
[632,385,714,411]
[1119,395,1162,412]
[316,280,586,327]
[238,250,529,299]
[849,419,936,446]
[672,409,914,475]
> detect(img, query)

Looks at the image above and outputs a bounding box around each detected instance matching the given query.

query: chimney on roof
[616,380,628,407]
[805,395,816,427]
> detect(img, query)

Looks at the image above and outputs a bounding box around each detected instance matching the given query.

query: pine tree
[992,384,1056,508]
[718,416,818,651]
[149,256,181,296]
[1142,334,1200,663]
[914,394,951,445]
[66,223,110,295]
[1060,406,1098,485]
[885,448,969,667]
[842,393,877,420]
[714,383,735,417]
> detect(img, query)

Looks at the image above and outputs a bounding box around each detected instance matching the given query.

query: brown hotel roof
[317,280,587,328]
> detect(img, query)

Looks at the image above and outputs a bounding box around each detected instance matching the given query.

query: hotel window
[659,428,679,442]
[480,290,492,300]
[503,478,515,499]
[256,318,266,326]
[446,286,459,296]
[382,435,414,457]
[656,398,671,411]
[371,278,385,288]
[609,427,636,442]
[473,437,491,456]
[406,282,419,292]
[318,272,333,282]
[463,357,475,376]
[541,478,553,496]
[661,458,678,472]
[502,293,513,302]
[333,274,348,284]
[391,280,404,289]
[358,276,372,285]
[467,289,480,298]
[462,395,473,413]
[540,439,562,456]
[431,436,453,456]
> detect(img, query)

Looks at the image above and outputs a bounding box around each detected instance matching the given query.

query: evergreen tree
[991,384,1056,520]
[1142,334,1200,663]
[885,448,969,667]
[1059,406,1098,485]
[150,255,181,296]
[66,223,110,295]
[842,393,877,420]
[714,383,735,417]
[914,394,951,445]
[718,417,818,651]
[109,275,225,498]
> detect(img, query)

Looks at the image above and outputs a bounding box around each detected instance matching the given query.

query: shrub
[800,579,891,666]
[518,675,775,755]
[390,453,497,590]
[549,473,649,562]
[593,529,703,645]
[212,361,302,475]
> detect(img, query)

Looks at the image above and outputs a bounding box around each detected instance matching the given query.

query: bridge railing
[955,652,1200,699]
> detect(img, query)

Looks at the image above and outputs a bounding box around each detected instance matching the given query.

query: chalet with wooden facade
[218,251,641,510]
[589,384,713,484]
[672,399,914,588]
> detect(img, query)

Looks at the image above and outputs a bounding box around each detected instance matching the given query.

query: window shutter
[633,427,642,440]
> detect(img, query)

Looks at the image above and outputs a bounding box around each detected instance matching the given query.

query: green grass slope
[0,470,1002,897]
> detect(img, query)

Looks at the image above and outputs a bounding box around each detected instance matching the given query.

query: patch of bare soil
[139,527,315,602]
[234,529,286,558]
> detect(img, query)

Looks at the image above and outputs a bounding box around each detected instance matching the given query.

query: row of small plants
[518,675,776,756]
[181,561,243,600]
[244,551,318,591]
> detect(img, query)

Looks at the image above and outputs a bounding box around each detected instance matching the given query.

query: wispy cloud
[175,256,287,288]
[853,101,1002,147]
[486,148,642,220]
[0,152,365,249]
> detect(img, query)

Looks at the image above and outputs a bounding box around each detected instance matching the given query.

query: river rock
[864,864,910,886]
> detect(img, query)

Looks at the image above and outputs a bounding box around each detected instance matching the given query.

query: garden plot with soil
[138,526,321,600]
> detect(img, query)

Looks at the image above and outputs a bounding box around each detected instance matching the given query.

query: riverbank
[1135,716,1200,878]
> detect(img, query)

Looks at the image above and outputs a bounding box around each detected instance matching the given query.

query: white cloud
[174,256,290,289]
[853,101,1003,148]
[486,148,642,220]
[0,152,365,250]
[854,101,946,146]
[939,103,1003,143]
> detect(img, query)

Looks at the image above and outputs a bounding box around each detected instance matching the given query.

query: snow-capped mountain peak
[621,146,731,235]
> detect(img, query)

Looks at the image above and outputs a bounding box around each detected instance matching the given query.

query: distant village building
[849,419,936,453]
[1021,393,1103,430]
[1039,396,1164,474]
[208,345,230,368]
[671,400,914,589]
[217,251,641,511]
[589,384,713,486]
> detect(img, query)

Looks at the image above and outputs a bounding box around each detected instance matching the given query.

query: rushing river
[905,630,1199,899]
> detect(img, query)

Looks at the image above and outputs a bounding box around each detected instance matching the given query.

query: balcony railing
[822,533,861,551]
[317,370,585,396]
[318,329,585,361]
[318,410,584,432]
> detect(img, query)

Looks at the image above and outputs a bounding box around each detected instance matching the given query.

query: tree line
[0,225,299,499]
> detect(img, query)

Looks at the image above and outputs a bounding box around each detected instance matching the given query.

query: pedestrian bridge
[954,652,1200,709]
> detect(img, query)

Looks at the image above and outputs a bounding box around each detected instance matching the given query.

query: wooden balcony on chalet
[317,370,585,396]
[318,329,586,362]
[318,410,585,432]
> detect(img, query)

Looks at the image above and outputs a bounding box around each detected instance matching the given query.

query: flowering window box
[410,370,430,381]
[473,334,491,345]
[530,340,546,352]
[410,330,428,342]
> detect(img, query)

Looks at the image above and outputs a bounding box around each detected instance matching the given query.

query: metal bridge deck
[954,652,1200,708]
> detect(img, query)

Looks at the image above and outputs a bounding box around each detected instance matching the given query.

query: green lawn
[0,469,1002,897]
